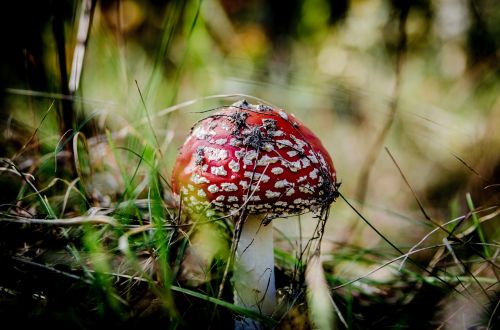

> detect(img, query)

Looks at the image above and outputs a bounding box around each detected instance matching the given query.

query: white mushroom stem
[233,214,276,329]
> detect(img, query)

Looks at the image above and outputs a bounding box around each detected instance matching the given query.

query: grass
[1,0,499,329]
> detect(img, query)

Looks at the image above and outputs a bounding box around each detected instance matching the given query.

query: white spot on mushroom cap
[281,159,301,172]
[275,201,288,207]
[250,184,261,192]
[230,138,242,147]
[191,173,210,184]
[262,143,274,152]
[204,147,228,161]
[212,201,225,207]
[187,184,195,191]
[215,195,225,202]
[244,171,270,183]
[228,159,240,172]
[221,182,238,191]
[214,138,228,145]
[271,167,284,175]
[207,184,219,193]
[278,111,288,120]
[265,190,281,198]
[307,150,319,163]
[276,139,293,149]
[193,126,216,139]
[293,198,306,205]
[318,154,329,169]
[239,181,249,189]
[285,187,295,196]
[309,168,319,179]
[211,166,228,176]
[287,151,298,157]
[227,196,239,202]
[257,155,279,166]
[197,189,207,197]
[201,164,209,172]
[269,130,284,137]
[299,184,315,194]
[243,195,260,202]
[275,179,293,189]
[290,135,307,152]
[300,157,311,169]
[235,149,245,159]
[243,150,258,166]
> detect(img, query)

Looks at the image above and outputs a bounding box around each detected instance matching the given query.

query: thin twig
[0,215,117,226]
[69,0,97,93]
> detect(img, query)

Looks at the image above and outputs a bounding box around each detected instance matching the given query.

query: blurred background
[0,0,499,328]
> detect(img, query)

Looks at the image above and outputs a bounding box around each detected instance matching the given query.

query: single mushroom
[171,100,338,328]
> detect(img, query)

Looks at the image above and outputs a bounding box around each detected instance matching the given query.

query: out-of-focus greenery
[0,0,499,329]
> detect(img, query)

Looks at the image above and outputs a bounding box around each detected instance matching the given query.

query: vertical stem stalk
[234,215,276,329]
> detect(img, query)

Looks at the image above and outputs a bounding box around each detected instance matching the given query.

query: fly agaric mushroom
[171,100,338,328]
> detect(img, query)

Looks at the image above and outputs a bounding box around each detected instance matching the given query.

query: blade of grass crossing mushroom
[306,253,346,329]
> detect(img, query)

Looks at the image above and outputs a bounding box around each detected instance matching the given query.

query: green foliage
[0,0,499,329]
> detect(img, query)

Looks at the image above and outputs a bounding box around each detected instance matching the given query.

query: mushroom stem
[234,214,276,329]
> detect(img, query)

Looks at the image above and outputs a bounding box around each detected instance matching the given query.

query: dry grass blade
[385,146,432,221]
[68,0,96,93]
[306,253,344,329]
[0,215,117,226]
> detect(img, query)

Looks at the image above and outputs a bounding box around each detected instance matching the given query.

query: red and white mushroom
[171,100,338,327]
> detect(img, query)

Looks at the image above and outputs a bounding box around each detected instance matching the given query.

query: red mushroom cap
[171,100,338,217]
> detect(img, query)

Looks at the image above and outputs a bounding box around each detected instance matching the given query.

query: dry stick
[12,255,86,282]
[451,153,483,178]
[384,147,432,223]
[53,0,96,176]
[69,0,97,94]
[0,216,117,226]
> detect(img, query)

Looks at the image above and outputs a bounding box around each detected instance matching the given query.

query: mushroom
[171,100,338,328]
